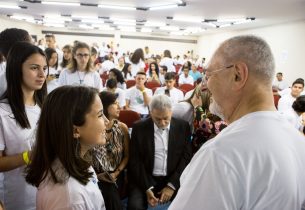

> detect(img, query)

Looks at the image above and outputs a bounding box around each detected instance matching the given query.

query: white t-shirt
[279,88,305,97]
[37,159,105,210]
[154,87,184,105]
[178,74,194,85]
[102,87,126,108]
[130,60,145,77]
[0,100,40,210]
[281,109,303,132]
[169,111,305,210]
[56,48,63,65]
[273,79,289,91]
[58,69,102,91]
[277,93,296,112]
[47,67,60,94]
[125,86,152,114]
[159,57,175,73]
[0,62,6,97]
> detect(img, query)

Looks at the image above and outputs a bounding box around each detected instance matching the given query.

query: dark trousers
[98,173,124,210]
[127,176,172,210]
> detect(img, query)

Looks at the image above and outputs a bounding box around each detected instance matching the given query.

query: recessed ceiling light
[98,4,136,11]
[149,4,178,10]
[41,1,80,7]
[0,4,20,9]
[173,16,203,23]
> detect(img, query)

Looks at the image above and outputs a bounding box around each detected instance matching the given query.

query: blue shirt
[189,70,202,82]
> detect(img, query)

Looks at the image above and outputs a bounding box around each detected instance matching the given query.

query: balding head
[214,35,275,85]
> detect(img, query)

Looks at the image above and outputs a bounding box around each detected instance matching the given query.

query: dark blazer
[128,117,192,192]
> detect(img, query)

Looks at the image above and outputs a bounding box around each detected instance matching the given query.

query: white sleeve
[169,149,242,210]
[125,89,131,101]
[178,90,184,101]
[0,117,6,151]
[93,72,103,92]
[58,69,67,86]
[118,90,126,108]
[277,97,285,111]
[178,75,183,85]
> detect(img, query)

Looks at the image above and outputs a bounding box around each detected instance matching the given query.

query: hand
[158,186,174,204]
[191,94,202,108]
[146,189,159,207]
[110,172,118,181]
[46,75,55,82]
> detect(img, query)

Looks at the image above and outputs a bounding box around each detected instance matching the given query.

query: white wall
[197,20,305,85]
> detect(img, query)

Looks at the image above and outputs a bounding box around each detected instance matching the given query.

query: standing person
[127,95,192,210]
[58,42,102,91]
[45,34,63,64]
[0,28,32,97]
[25,86,107,210]
[87,91,129,210]
[159,50,175,73]
[130,48,145,77]
[59,44,73,70]
[169,35,305,210]
[45,48,59,93]
[125,72,152,118]
[0,42,47,210]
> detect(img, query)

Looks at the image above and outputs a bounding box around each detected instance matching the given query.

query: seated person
[278,79,304,112]
[178,65,194,85]
[109,68,127,90]
[159,65,168,85]
[273,72,289,91]
[125,71,152,118]
[147,62,161,85]
[189,63,202,82]
[154,72,184,105]
[127,95,192,210]
[104,78,126,109]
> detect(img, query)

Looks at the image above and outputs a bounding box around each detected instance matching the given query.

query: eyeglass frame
[205,64,235,81]
[76,53,90,58]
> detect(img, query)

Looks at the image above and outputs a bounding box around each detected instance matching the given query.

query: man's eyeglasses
[76,53,90,58]
[205,64,235,81]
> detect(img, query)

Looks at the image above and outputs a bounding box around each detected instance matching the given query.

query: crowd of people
[0,28,304,210]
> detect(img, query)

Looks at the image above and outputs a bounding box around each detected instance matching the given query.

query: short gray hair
[149,94,172,111]
[216,35,275,84]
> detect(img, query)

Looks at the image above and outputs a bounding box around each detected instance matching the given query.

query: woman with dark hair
[159,49,175,72]
[26,86,108,209]
[281,95,305,133]
[86,91,129,210]
[60,44,72,70]
[0,41,47,209]
[45,47,59,93]
[147,62,160,84]
[104,78,126,108]
[130,48,145,77]
[109,68,126,90]
[121,63,133,80]
[58,42,102,91]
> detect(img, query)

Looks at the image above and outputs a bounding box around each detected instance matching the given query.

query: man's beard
[209,98,225,120]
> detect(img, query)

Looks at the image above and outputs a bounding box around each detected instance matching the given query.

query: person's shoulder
[118,121,129,133]
[171,117,189,127]
[133,117,152,128]
[0,99,11,116]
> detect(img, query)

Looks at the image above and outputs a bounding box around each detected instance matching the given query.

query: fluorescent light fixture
[44,23,65,27]
[79,24,94,29]
[92,24,110,28]
[81,19,104,24]
[117,26,136,32]
[145,21,166,27]
[41,1,80,6]
[218,23,232,28]
[233,19,253,25]
[149,4,178,10]
[98,4,136,10]
[113,21,136,26]
[160,26,180,31]
[11,15,34,21]
[72,15,98,19]
[43,19,65,24]
[173,16,202,23]
[44,15,72,21]
[0,4,20,9]
[110,18,136,22]
[204,22,217,28]
[217,18,246,23]
[141,28,152,33]
[185,27,205,33]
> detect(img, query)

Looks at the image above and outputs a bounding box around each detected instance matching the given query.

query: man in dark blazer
[128,94,192,210]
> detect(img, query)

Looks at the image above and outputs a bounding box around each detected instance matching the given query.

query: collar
[153,122,171,132]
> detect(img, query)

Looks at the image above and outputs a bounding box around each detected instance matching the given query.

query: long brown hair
[68,42,93,73]
[25,86,99,186]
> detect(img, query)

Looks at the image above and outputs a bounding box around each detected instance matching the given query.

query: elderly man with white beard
[169,35,305,210]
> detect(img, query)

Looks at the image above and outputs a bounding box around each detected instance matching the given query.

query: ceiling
[0,0,305,36]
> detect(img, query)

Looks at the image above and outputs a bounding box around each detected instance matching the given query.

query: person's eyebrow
[97,109,103,115]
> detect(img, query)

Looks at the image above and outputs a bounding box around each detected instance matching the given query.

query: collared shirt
[179,74,194,85]
[154,87,184,105]
[153,123,170,176]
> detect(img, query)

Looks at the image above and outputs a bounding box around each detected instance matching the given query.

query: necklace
[77,71,87,84]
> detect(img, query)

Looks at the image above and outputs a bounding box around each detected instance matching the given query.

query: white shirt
[172,102,194,128]
[0,100,40,210]
[125,86,152,115]
[98,60,115,75]
[56,48,63,65]
[273,79,289,91]
[130,60,145,77]
[279,88,305,97]
[178,74,194,85]
[37,159,105,210]
[58,69,102,91]
[102,87,126,108]
[281,109,303,132]
[153,123,170,176]
[47,67,60,94]
[277,93,296,112]
[159,57,175,73]
[154,87,184,105]
[0,62,6,97]
[169,111,305,210]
